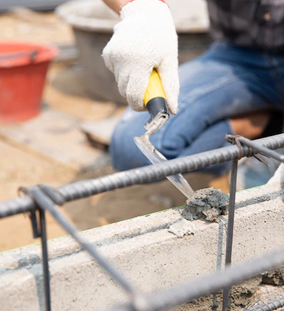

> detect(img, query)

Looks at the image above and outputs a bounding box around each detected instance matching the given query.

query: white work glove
[102,0,179,114]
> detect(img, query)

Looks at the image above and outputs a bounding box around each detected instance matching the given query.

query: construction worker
[102,0,284,189]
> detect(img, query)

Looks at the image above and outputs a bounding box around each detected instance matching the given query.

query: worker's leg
[157,43,282,159]
[110,110,234,173]
[110,110,281,187]
[111,42,283,172]
[110,108,150,170]
[110,109,272,172]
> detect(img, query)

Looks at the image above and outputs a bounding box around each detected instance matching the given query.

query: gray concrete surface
[0,181,284,311]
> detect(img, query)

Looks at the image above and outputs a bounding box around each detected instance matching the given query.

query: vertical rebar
[222,158,238,311]
[32,187,141,300]
[39,209,51,311]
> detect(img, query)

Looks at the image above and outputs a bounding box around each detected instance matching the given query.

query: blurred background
[0,0,227,252]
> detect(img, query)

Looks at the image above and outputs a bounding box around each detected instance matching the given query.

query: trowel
[134,69,194,199]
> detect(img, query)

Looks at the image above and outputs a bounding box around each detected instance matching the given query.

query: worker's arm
[102,0,179,114]
[102,0,129,14]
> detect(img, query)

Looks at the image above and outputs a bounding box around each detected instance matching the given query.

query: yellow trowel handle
[144,69,169,128]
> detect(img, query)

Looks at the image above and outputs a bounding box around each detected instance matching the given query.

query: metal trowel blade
[134,136,194,199]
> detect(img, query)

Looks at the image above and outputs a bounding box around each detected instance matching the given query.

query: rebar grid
[1,133,284,219]
[1,134,284,311]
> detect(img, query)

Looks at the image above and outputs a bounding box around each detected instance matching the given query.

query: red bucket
[0,42,58,123]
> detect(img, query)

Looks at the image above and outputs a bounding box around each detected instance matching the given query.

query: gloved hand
[102,0,179,114]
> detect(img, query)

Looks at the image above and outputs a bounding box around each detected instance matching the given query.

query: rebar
[110,248,284,311]
[243,296,284,311]
[30,186,148,310]
[238,136,284,162]
[1,134,284,219]
[222,158,238,311]
[39,209,51,311]
[1,134,284,311]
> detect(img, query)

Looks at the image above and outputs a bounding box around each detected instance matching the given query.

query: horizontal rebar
[1,134,284,219]
[238,136,284,162]
[109,248,284,311]
[243,296,284,311]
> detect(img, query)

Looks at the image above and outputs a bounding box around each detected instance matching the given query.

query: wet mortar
[181,187,229,222]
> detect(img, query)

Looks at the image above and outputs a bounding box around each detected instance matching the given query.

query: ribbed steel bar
[222,159,238,311]
[39,209,52,311]
[31,187,142,301]
[243,296,284,311]
[1,134,284,219]
[110,248,284,311]
[238,136,284,162]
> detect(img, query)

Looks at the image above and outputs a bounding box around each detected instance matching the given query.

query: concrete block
[0,183,284,310]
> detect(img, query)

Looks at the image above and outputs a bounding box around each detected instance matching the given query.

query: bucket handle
[0,50,38,62]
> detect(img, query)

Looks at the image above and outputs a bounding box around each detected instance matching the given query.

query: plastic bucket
[0,42,58,123]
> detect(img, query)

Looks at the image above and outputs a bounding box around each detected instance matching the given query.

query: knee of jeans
[150,131,184,159]
[110,115,150,171]
[110,123,132,171]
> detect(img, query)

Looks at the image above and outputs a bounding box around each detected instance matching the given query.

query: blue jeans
[110,42,284,176]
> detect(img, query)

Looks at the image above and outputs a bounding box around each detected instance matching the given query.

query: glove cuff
[127,0,168,6]
[121,0,169,17]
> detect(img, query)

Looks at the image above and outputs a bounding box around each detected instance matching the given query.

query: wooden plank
[0,109,109,172]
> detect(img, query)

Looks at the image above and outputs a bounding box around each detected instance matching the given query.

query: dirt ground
[0,10,229,252]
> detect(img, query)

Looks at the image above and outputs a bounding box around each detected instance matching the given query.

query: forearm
[102,0,129,14]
